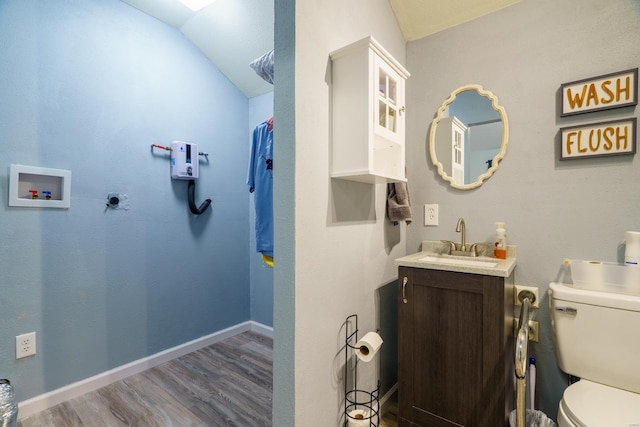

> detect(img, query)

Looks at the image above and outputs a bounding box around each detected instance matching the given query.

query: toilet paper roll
[625,231,640,266]
[581,260,605,291]
[354,332,383,362]
[347,409,369,427]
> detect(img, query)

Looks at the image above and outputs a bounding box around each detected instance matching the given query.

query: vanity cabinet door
[398,267,513,427]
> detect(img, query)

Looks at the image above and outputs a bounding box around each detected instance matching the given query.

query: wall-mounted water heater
[166,141,211,215]
[170,141,199,180]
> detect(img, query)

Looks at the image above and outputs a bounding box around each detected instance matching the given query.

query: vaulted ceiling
[119,0,520,98]
[120,0,274,98]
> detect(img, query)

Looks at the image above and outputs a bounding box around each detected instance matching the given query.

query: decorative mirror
[429,84,509,190]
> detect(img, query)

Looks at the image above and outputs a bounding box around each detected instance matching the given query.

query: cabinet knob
[400,106,405,114]
[402,276,408,303]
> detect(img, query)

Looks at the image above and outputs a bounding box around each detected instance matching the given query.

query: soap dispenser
[494,222,507,259]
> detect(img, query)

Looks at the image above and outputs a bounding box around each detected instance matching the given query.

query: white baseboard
[249,320,274,338]
[379,382,398,408]
[18,320,273,420]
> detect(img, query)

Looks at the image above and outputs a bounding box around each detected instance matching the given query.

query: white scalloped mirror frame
[429,84,509,190]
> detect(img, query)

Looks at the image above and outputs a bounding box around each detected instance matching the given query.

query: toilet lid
[562,380,640,426]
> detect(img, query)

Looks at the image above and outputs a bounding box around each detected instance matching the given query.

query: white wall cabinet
[330,37,410,184]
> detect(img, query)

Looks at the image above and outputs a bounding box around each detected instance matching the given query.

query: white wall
[406,0,640,419]
[273,0,407,425]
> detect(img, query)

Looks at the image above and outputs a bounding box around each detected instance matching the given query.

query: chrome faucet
[456,217,467,252]
[441,217,484,256]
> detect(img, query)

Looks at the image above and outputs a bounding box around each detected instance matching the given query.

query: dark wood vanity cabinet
[398,266,514,427]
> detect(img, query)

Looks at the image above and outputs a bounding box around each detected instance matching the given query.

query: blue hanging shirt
[247,118,273,258]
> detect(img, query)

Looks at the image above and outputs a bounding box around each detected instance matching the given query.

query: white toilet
[549,282,640,426]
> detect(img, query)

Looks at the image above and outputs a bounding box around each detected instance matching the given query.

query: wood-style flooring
[18,332,273,427]
[18,331,398,427]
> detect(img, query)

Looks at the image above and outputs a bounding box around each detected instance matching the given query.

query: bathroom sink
[395,241,517,277]
[417,255,498,268]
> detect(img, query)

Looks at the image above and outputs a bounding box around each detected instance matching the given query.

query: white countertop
[394,241,517,278]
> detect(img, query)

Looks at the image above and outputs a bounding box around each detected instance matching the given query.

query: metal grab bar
[515,297,530,379]
[515,297,531,427]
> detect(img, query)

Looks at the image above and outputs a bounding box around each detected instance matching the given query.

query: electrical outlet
[514,285,539,308]
[424,204,438,226]
[16,332,36,359]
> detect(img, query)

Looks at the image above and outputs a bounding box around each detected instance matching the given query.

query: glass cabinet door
[375,58,402,143]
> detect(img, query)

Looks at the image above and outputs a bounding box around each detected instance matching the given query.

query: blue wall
[0,0,257,401]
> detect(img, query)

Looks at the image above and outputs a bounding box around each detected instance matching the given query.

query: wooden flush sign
[561,117,637,160]
[561,68,638,116]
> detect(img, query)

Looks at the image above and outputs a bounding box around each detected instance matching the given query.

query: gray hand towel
[387,181,412,225]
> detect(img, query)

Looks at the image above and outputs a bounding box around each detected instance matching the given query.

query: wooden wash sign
[561,68,638,116]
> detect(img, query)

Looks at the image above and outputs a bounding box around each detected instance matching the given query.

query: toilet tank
[549,282,640,394]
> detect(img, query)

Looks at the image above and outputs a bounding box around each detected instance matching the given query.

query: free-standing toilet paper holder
[344,314,381,427]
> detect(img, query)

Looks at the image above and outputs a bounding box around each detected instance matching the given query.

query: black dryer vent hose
[188,179,211,215]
